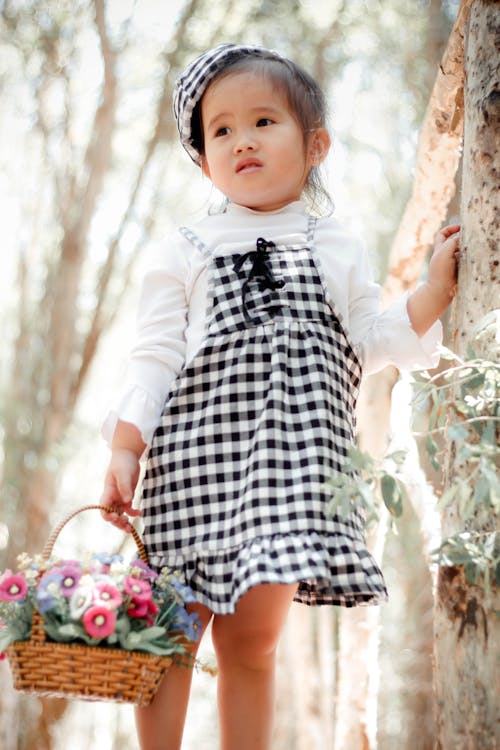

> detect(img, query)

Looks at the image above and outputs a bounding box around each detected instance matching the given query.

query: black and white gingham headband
[173,43,285,165]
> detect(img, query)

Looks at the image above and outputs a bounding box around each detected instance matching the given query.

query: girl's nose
[234,132,257,153]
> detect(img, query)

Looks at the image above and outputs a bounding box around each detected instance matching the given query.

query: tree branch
[74,0,118,245]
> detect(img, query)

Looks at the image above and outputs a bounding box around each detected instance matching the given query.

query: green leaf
[0,632,15,650]
[473,475,490,507]
[385,450,408,468]
[495,561,500,588]
[347,446,374,472]
[447,424,469,442]
[471,310,500,340]
[480,419,496,446]
[133,626,167,643]
[437,484,458,511]
[463,372,485,391]
[380,474,403,517]
[438,346,458,361]
[426,435,440,471]
[464,562,480,585]
[457,480,474,520]
[58,623,85,639]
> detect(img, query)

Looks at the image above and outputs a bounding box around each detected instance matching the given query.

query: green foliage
[432,531,500,589]
[413,346,500,521]
[327,341,499,588]
[326,446,408,525]
[413,342,499,587]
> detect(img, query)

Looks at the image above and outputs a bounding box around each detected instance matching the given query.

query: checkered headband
[173,44,285,164]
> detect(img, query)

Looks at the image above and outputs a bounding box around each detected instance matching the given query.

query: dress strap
[179,226,212,259]
[306,215,317,245]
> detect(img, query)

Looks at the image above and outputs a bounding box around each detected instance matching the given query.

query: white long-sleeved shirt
[103,200,441,445]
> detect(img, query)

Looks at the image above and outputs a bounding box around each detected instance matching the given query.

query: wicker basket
[6,505,173,705]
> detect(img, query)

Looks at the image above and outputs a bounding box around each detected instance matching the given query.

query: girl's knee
[211,618,281,671]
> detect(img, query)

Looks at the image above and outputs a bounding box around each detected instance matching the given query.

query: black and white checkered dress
[141,216,387,614]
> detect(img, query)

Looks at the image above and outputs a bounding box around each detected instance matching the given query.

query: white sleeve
[102,236,190,446]
[349,243,442,375]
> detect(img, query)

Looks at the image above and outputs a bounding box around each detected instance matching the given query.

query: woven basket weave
[6,505,172,705]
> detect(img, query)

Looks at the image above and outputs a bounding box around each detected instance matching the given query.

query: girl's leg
[211,583,298,750]
[134,602,213,750]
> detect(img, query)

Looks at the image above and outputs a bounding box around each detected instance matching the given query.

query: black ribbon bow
[233,237,285,322]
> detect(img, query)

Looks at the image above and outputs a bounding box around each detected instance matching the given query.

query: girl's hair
[191,52,333,215]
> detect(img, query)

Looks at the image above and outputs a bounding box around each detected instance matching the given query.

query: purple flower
[36,572,63,613]
[55,563,82,598]
[129,559,158,581]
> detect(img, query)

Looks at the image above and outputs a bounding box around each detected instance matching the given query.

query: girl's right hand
[100,448,142,531]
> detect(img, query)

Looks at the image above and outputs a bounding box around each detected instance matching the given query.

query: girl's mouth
[236,158,263,174]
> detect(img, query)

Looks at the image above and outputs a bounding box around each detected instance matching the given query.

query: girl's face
[200,71,330,212]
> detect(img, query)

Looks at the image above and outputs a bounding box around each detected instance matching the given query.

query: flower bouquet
[0,505,202,705]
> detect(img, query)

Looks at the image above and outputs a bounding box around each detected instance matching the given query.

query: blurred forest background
[0,0,498,749]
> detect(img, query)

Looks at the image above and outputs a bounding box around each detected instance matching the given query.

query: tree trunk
[334,368,397,750]
[275,606,337,750]
[384,0,472,300]
[434,2,500,749]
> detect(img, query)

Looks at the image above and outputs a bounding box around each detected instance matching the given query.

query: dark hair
[191,52,333,215]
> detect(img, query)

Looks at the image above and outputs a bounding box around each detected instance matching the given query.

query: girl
[101,44,459,750]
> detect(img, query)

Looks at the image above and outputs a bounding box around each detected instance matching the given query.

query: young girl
[101,44,459,750]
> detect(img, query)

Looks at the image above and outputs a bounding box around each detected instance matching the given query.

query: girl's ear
[201,155,211,179]
[308,128,331,167]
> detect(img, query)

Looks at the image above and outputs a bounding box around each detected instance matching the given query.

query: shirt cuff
[360,293,443,374]
[101,385,165,448]
[390,293,442,370]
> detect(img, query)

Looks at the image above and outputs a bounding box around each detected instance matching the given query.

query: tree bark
[384,0,473,300]
[434,3,500,749]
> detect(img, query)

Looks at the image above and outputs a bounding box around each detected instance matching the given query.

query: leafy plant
[412,341,499,585]
[326,446,408,525]
[327,333,499,587]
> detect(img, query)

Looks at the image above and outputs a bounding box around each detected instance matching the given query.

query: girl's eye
[256,118,273,127]
[215,126,231,137]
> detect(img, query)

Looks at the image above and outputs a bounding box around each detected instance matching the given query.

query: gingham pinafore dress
[141,217,387,614]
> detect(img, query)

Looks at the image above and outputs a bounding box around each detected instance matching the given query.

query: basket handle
[31,505,148,644]
[41,504,148,564]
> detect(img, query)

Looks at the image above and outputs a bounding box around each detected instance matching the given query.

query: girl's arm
[100,420,146,531]
[406,224,460,336]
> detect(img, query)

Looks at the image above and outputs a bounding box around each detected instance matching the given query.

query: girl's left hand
[427,223,461,301]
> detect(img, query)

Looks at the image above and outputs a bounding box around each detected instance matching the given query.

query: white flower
[109,561,126,576]
[69,587,92,619]
[16,553,33,570]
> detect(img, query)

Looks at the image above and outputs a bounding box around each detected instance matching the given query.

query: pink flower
[127,599,149,618]
[82,605,116,639]
[146,600,159,626]
[0,571,28,601]
[127,598,159,622]
[93,581,122,609]
[124,576,152,604]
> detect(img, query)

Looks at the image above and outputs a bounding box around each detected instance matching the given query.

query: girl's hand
[407,223,461,337]
[427,223,460,300]
[101,448,142,531]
